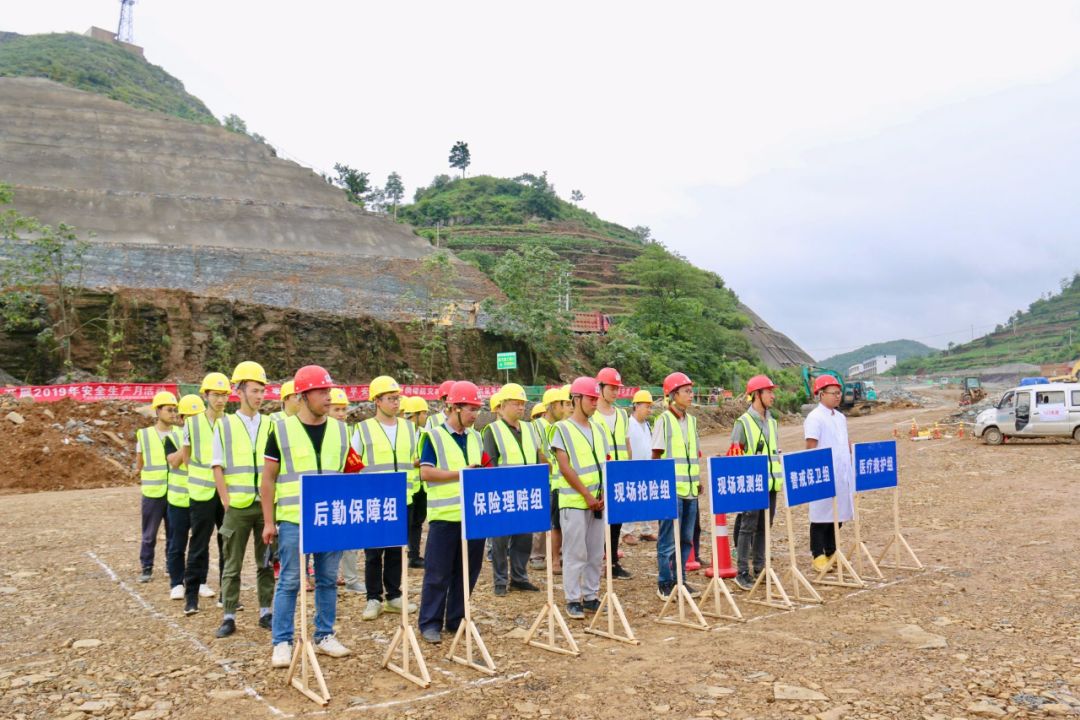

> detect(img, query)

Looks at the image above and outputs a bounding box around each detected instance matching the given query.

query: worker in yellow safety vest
[212,361,275,638]
[730,375,783,590]
[136,391,180,585]
[180,372,230,615]
[530,386,571,572]
[594,367,634,579]
[164,395,201,601]
[651,372,702,601]
[402,396,429,568]
[483,383,545,596]
[351,375,419,620]
[416,380,486,645]
[269,380,299,422]
[328,386,363,595]
[549,377,611,620]
[261,365,352,667]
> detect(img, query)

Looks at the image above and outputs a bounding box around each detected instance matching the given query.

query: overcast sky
[8,1,1080,359]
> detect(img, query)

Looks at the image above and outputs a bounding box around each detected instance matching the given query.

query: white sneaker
[315,634,351,658]
[361,599,383,621]
[384,596,416,614]
[170,585,184,601]
[199,584,215,598]
[271,642,293,668]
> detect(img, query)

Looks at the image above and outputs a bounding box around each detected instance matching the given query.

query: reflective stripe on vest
[487,419,538,467]
[536,417,561,487]
[138,427,168,498]
[356,417,417,505]
[738,413,783,491]
[219,413,271,509]
[166,428,190,508]
[425,411,447,433]
[274,415,348,524]
[426,425,482,522]
[661,410,700,498]
[186,413,219,502]
[592,407,629,460]
[552,419,607,510]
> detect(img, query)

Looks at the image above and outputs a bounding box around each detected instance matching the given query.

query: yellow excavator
[1049,359,1080,383]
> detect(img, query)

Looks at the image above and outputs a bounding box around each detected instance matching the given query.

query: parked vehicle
[974,382,1080,444]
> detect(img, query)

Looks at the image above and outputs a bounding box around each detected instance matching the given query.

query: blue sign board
[461,464,551,540]
[300,472,408,553]
[781,448,836,507]
[707,455,771,514]
[853,441,898,492]
[604,459,677,525]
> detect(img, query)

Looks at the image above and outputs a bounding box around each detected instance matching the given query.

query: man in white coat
[803,375,855,573]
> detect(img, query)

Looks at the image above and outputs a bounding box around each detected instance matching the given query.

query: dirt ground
[1,393,1078,720]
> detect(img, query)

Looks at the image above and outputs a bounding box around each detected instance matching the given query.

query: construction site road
[2,399,1078,720]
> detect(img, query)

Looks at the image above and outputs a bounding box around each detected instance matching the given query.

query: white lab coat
[803,403,855,524]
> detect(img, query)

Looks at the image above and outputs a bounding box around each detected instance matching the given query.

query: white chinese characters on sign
[857,455,895,476]
[715,473,765,496]
[313,497,399,526]
[788,466,830,490]
[471,487,546,516]
[609,478,672,504]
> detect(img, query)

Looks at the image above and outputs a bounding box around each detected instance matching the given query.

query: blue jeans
[657,497,698,587]
[271,522,342,646]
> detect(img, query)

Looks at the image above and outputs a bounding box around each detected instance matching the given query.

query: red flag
[480,451,493,468]
[725,443,744,457]
[344,447,365,473]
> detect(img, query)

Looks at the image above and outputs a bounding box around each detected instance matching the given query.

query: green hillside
[893,273,1080,374]
[0,31,217,124]
[819,339,937,373]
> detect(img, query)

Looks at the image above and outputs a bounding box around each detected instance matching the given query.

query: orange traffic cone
[685,546,702,572]
[704,514,738,579]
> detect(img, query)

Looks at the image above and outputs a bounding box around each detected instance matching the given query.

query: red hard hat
[745,374,778,396]
[663,372,693,396]
[596,367,623,387]
[294,365,335,394]
[569,376,601,399]
[446,380,482,407]
[813,374,842,394]
[437,380,456,399]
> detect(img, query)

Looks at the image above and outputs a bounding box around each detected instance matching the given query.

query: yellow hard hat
[489,391,503,411]
[369,375,401,400]
[531,403,547,418]
[279,380,296,400]
[178,394,206,416]
[151,391,178,409]
[231,360,267,385]
[329,387,349,406]
[561,384,571,395]
[402,396,429,414]
[200,372,230,394]
[542,387,570,404]
[632,389,654,404]
[499,383,527,403]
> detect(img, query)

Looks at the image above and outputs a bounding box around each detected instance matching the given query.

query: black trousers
[418,520,484,634]
[609,523,623,568]
[365,547,402,602]
[809,521,842,557]
[184,495,224,602]
[165,503,192,587]
[408,487,427,562]
[735,490,778,577]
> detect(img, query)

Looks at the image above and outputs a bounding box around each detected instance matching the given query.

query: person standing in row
[804,375,855,572]
[626,389,658,542]
[262,365,353,667]
[181,372,230,615]
[593,368,633,580]
[165,395,201,600]
[652,372,702,601]
[417,381,486,645]
[402,396,429,569]
[269,380,299,423]
[730,375,783,591]
[484,383,543,596]
[135,391,180,584]
[352,376,418,620]
[331,386,365,596]
[531,386,572,574]
[212,361,275,638]
[549,377,610,619]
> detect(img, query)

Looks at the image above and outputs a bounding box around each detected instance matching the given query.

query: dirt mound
[0,398,144,494]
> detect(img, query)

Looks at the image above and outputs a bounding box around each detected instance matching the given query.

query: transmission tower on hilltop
[117,0,136,44]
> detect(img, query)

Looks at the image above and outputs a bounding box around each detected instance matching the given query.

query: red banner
[0,382,180,403]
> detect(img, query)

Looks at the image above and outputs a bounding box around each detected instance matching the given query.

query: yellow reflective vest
[185,412,219,503]
[137,426,169,499]
[592,407,630,461]
[354,417,417,505]
[218,413,271,509]
[273,416,349,524]
[166,428,189,508]
[552,418,609,510]
[486,418,539,466]
[657,410,700,498]
[425,424,483,522]
[736,411,783,491]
